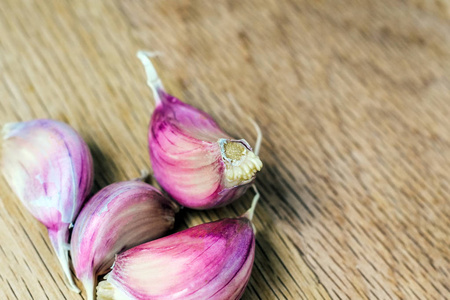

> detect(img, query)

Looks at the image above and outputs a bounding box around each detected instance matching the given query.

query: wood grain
[0,0,449,299]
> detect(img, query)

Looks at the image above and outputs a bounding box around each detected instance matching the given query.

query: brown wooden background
[0,0,449,299]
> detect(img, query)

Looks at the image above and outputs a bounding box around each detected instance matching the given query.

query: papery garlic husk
[1,119,93,292]
[71,180,179,300]
[137,51,263,209]
[96,216,255,300]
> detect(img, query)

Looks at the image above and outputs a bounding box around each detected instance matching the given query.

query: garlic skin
[96,217,255,300]
[1,119,93,292]
[137,51,263,209]
[71,181,179,300]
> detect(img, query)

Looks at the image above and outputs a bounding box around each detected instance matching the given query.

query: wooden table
[0,0,448,299]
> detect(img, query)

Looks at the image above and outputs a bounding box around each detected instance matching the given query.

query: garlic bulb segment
[71,181,179,300]
[137,51,263,209]
[1,119,94,292]
[96,217,255,300]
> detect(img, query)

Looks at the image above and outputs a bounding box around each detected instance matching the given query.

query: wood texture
[0,0,449,299]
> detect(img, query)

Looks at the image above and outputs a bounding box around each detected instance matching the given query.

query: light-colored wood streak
[0,0,449,299]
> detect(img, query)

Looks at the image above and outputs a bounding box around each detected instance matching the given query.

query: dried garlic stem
[227,93,263,156]
[244,184,260,222]
[136,51,164,104]
[49,229,80,293]
[82,278,96,300]
[248,117,262,156]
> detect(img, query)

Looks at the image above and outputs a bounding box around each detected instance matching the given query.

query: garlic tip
[2,122,18,140]
[132,169,150,182]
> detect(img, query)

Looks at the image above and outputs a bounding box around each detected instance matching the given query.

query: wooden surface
[0,0,449,299]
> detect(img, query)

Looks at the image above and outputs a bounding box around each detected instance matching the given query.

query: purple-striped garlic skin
[97,217,255,300]
[1,119,93,292]
[138,51,263,209]
[150,91,261,209]
[71,181,178,300]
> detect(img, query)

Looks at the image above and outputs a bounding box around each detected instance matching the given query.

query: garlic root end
[97,280,130,300]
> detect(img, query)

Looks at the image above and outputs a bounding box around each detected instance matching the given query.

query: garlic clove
[96,217,255,300]
[1,119,94,292]
[137,51,263,209]
[96,185,261,300]
[71,180,179,300]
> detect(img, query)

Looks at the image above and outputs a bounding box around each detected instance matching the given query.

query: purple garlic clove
[137,51,263,209]
[96,216,256,300]
[1,119,94,292]
[71,180,179,300]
